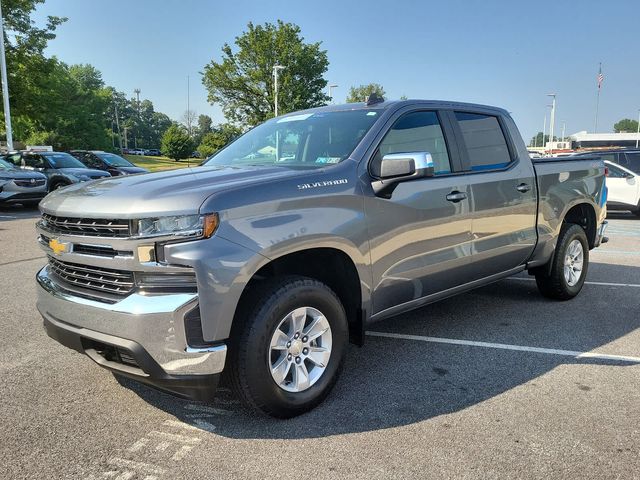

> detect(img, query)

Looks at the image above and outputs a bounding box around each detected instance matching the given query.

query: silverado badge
[49,238,70,255]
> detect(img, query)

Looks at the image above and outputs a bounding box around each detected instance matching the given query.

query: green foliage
[161,124,193,161]
[197,123,242,158]
[613,118,639,133]
[529,132,558,147]
[202,20,329,127]
[346,83,386,103]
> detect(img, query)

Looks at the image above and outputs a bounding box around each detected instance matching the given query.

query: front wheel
[227,276,348,418]
[535,223,589,300]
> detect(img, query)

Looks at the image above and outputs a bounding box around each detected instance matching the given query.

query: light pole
[542,115,547,152]
[273,65,285,117]
[547,94,556,154]
[0,0,13,150]
[133,88,141,149]
[328,84,338,103]
[636,110,640,149]
[561,121,566,143]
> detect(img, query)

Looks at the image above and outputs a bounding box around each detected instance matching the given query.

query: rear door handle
[516,183,531,193]
[446,191,467,202]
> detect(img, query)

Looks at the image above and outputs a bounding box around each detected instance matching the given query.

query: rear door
[365,109,476,316]
[450,110,537,279]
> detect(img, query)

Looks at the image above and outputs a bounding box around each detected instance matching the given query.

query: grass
[124,155,201,173]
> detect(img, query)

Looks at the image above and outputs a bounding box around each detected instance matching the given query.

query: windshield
[203,109,381,169]
[95,152,134,167]
[44,153,87,169]
[0,159,16,170]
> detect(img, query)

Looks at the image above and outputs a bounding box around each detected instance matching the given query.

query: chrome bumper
[36,266,226,377]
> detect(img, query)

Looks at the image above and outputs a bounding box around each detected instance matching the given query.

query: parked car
[35,99,607,418]
[4,151,110,192]
[127,148,146,156]
[605,160,640,216]
[70,150,149,176]
[572,148,640,174]
[145,149,162,156]
[0,158,48,205]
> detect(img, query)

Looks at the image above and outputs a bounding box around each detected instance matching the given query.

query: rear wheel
[49,182,68,192]
[535,223,589,300]
[227,275,348,418]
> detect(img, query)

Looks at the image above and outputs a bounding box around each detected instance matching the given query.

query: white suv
[606,161,640,217]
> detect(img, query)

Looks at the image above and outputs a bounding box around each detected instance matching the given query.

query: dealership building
[569,131,640,149]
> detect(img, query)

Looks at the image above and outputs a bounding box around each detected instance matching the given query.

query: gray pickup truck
[36,99,608,417]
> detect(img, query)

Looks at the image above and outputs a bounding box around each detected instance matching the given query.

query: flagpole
[594,62,602,133]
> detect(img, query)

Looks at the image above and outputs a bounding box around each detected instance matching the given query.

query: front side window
[372,111,451,176]
[43,153,87,169]
[204,110,381,169]
[96,152,133,167]
[24,155,46,169]
[622,152,640,174]
[455,112,511,171]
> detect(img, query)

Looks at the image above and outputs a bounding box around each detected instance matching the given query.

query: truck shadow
[118,263,640,439]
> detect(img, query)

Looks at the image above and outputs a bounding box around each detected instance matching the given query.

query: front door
[365,110,475,316]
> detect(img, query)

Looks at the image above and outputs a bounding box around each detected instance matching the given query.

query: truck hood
[39,165,301,218]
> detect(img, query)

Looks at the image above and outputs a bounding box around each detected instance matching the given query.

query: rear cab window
[454,112,512,172]
[622,152,640,174]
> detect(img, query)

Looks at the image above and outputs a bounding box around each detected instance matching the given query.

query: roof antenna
[366,92,384,106]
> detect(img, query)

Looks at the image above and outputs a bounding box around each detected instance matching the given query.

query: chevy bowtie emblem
[49,238,70,255]
[30,178,35,184]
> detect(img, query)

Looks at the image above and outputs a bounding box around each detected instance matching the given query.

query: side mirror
[372,152,435,197]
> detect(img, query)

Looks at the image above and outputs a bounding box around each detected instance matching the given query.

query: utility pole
[328,84,338,104]
[0,0,13,151]
[547,94,556,154]
[114,101,123,152]
[273,65,285,117]
[594,62,603,133]
[542,115,547,153]
[561,122,566,143]
[133,88,140,149]
[186,75,191,136]
[636,109,640,149]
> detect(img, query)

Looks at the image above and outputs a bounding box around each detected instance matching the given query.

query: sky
[32,0,640,141]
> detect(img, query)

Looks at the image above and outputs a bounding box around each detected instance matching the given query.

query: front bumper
[37,266,226,400]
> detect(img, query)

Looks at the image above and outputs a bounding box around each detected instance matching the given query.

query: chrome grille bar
[48,256,135,296]
[42,214,132,237]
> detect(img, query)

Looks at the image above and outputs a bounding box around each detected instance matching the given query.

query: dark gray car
[5,151,110,192]
[35,100,607,417]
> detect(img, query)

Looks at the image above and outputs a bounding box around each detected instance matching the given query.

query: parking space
[1,208,638,479]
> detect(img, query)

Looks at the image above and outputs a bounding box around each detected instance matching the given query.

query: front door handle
[516,183,531,193]
[446,191,467,202]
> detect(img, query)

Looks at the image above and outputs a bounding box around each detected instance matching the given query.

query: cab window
[455,112,512,171]
[23,154,46,169]
[372,111,451,176]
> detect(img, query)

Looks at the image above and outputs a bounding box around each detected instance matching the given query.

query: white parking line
[366,331,640,363]
[507,277,640,288]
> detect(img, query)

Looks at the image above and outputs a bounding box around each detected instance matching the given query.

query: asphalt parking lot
[1,205,638,479]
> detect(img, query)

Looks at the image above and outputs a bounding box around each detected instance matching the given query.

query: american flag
[597,65,604,89]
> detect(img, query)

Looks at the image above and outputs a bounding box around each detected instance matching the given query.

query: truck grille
[42,213,132,238]
[48,256,135,296]
[15,178,46,187]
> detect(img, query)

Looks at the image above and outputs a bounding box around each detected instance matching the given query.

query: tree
[202,20,329,127]
[161,124,193,161]
[197,123,242,158]
[529,132,558,147]
[346,83,386,103]
[614,119,639,133]
[182,109,197,136]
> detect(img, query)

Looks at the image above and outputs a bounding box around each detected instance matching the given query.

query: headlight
[136,213,218,239]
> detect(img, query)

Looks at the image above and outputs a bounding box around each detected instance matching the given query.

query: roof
[276,99,510,119]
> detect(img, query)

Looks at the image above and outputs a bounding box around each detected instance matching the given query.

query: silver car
[0,158,47,205]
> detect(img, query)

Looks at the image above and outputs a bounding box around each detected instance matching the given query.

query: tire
[227,275,348,418]
[535,223,589,300]
[50,182,68,192]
